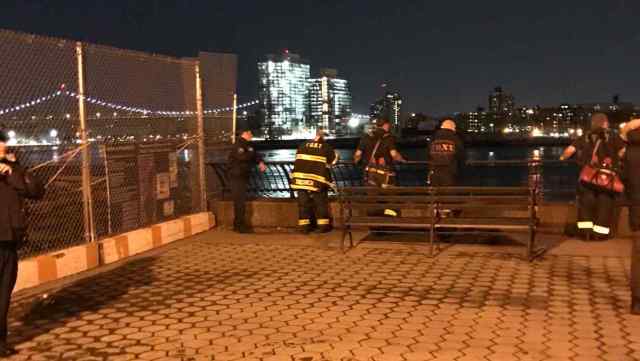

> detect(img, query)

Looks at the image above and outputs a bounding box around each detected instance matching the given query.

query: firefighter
[428,119,465,186]
[228,128,267,233]
[560,113,625,240]
[354,118,406,217]
[291,128,338,233]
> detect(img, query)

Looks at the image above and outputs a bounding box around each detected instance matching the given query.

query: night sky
[2,0,639,114]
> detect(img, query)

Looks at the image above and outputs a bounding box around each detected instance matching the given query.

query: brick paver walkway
[6,231,640,361]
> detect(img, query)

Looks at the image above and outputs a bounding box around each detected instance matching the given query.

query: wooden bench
[339,186,541,260]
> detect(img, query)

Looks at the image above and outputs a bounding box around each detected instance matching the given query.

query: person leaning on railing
[559,113,625,240]
[0,128,45,356]
[290,128,338,234]
[228,128,267,234]
[428,119,465,186]
[353,118,406,218]
[621,118,640,315]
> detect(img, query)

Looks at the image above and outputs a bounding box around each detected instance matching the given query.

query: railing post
[194,61,207,212]
[75,41,95,243]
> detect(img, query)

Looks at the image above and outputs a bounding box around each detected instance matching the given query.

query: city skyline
[2,1,640,114]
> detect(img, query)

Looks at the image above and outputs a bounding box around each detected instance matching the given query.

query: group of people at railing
[224,113,639,315]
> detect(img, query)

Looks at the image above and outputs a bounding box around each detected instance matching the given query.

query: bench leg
[429,226,436,257]
[527,226,535,261]
[348,228,354,248]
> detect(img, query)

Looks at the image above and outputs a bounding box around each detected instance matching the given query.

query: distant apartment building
[258,51,311,134]
[488,86,515,132]
[308,68,352,134]
[370,90,403,128]
[465,107,489,133]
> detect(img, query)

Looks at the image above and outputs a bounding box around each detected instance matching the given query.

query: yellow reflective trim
[365,166,394,175]
[317,218,330,225]
[296,154,327,163]
[298,219,311,226]
[291,184,320,192]
[577,221,594,229]
[294,178,314,186]
[593,225,610,235]
[291,172,329,184]
[330,151,339,165]
[384,209,398,217]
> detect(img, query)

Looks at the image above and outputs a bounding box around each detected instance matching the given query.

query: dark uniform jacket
[625,129,640,197]
[428,129,465,175]
[356,128,397,166]
[228,137,262,178]
[291,139,337,192]
[572,129,625,168]
[0,158,45,243]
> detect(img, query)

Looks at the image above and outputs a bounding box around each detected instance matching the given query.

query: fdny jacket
[428,129,465,174]
[291,139,337,192]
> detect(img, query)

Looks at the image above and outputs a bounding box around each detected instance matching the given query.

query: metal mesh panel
[81,44,202,239]
[0,30,85,258]
[1,29,208,259]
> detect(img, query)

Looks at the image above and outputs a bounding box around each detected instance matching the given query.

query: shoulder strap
[591,139,601,164]
[369,139,382,164]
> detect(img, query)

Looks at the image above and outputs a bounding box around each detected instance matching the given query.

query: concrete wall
[211,199,633,236]
[14,212,216,294]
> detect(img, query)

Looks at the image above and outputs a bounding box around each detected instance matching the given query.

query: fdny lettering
[432,141,455,153]
[305,142,322,149]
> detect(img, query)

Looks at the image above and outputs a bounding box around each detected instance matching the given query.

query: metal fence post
[194,61,207,212]
[75,41,96,242]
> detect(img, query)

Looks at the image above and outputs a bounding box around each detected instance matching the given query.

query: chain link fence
[0,29,212,259]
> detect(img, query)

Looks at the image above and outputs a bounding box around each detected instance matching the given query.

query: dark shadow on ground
[7,256,156,355]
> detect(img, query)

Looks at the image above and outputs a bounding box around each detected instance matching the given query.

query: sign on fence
[103,141,178,234]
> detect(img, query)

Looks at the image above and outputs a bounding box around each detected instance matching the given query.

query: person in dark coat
[428,119,465,186]
[227,129,266,233]
[621,119,640,315]
[560,113,625,240]
[0,129,44,356]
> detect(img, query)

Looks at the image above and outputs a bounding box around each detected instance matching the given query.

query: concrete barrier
[14,212,216,293]
[211,199,633,236]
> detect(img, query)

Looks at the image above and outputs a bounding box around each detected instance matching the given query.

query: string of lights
[0,90,64,116]
[0,89,260,117]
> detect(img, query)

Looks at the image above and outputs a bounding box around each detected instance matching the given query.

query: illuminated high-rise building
[370,90,403,128]
[308,68,352,134]
[488,86,515,132]
[258,51,310,134]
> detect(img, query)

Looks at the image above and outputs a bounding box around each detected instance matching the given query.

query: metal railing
[207,159,580,201]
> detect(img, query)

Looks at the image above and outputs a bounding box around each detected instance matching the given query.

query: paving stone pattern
[6,233,640,361]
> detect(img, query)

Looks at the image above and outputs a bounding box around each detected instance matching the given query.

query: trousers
[576,184,616,236]
[297,190,330,230]
[231,177,248,229]
[430,168,456,187]
[0,244,18,343]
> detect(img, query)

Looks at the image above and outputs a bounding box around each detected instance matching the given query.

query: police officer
[290,128,338,233]
[0,129,44,356]
[428,119,465,186]
[354,118,406,217]
[560,113,625,240]
[621,119,640,314]
[228,128,266,233]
